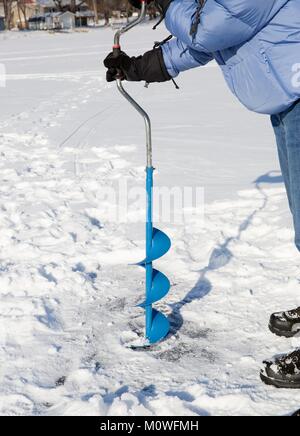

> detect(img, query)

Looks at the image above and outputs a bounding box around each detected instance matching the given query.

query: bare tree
[52,0,87,13]
[91,0,98,23]
[70,0,76,13]
[52,0,64,12]
[16,0,28,29]
[2,0,16,29]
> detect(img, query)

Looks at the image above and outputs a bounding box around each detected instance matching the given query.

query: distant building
[28,0,95,30]
[39,0,77,13]
[39,0,93,16]
[46,11,75,30]
[0,3,5,18]
[75,10,95,27]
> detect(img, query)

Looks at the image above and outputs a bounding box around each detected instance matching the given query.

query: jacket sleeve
[164,0,287,52]
[162,37,214,77]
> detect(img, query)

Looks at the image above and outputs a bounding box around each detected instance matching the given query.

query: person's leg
[268,102,300,340]
[261,102,300,389]
[281,100,300,250]
[271,113,293,214]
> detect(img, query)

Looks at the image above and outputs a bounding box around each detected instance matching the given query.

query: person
[104,0,300,389]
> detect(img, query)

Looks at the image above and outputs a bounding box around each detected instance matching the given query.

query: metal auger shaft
[113,3,171,345]
[113,2,152,168]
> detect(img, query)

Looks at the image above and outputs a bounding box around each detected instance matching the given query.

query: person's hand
[104,48,171,84]
[103,51,133,82]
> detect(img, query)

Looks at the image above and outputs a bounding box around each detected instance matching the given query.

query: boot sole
[268,322,300,338]
[260,371,300,389]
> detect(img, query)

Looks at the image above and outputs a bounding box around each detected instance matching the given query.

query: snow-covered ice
[0,25,300,416]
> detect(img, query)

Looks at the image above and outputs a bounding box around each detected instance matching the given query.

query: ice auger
[113,2,171,345]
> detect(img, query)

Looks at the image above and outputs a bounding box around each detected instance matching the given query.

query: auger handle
[113,2,153,168]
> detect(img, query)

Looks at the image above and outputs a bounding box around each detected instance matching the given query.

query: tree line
[0,0,154,30]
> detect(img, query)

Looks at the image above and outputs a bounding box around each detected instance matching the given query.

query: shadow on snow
[168,170,283,337]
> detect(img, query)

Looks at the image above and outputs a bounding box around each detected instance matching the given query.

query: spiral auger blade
[138,228,171,265]
[137,223,171,345]
[130,163,171,346]
[138,229,171,307]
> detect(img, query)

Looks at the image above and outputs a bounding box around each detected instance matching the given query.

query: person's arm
[104,0,215,84]
[104,38,213,84]
[161,37,213,78]
[165,0,280,52]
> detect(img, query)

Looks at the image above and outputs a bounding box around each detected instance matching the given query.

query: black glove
[103,48,171,84]
[104,51,132,82]
[129,0,173,15]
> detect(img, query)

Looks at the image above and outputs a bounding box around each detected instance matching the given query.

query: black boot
[260,349,300,389]
[269,307,300,338]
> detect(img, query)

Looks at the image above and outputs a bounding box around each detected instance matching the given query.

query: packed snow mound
[0,25,299,416]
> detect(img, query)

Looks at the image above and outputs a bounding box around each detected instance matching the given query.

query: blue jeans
[271,99,300,251]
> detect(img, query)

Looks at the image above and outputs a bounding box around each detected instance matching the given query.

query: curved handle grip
[112,2,153,168]
[113,1,147,50]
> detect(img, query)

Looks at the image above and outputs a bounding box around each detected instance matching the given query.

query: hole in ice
[55,376,66,387]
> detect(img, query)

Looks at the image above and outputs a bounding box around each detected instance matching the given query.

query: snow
[0,24,300,417]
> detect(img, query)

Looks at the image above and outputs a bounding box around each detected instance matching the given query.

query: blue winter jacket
[161,0,300,115]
